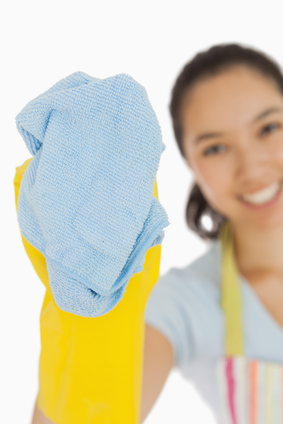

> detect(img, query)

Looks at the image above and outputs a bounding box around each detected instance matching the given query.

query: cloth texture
[145,242,283,423]
[15,71,169,317]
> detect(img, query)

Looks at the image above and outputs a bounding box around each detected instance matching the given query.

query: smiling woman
[169,45,283,240]
[143,44,283,424]
[181,65,283,230]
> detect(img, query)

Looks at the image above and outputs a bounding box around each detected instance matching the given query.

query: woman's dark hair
[169,43,283,240]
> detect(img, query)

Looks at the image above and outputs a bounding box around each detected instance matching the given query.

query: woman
[141,43,283,424]
[32,43,283,424]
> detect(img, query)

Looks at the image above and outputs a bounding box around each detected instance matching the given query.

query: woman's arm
[31,403,55,424]
[31,323,174,424]
[140,324,174,423]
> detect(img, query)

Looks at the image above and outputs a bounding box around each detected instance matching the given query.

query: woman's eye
[203,144,226,156]
[261,123,280,135]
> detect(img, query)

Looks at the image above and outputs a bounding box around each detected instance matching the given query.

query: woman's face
[182,65,283,229]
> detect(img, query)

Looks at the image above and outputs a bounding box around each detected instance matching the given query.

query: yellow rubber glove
[14,157,162,424]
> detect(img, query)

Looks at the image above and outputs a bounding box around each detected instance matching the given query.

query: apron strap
[220,222,244,356]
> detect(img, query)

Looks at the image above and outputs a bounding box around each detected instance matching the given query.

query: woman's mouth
[239,181,282,208]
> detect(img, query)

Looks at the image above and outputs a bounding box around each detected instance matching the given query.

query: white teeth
[241,182,281,205]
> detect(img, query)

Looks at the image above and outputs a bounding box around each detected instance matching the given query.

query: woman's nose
[235,140,271,183]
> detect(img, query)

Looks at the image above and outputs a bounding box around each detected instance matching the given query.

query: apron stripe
[281,367,283,424]
[250,361,258,424]
[266,363,273,424]
[217,359,234,424]
[226,358,237,424]
[234,357,247,424]
[273,364,281,424]
[258,362,266,424]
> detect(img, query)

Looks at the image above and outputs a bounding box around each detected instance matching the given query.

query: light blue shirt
[144,241,283,422]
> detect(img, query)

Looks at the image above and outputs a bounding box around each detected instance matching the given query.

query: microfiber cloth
[15,71,170,317]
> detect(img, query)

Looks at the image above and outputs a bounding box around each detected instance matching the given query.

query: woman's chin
[228,203,283,229]
[234,211,283,230]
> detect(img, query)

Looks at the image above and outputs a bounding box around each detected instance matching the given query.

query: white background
[1,1,283,423]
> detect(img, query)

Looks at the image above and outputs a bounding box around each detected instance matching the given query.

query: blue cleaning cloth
[15,71,169,317]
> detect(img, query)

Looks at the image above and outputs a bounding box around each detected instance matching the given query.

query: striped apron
[216,223,283,424]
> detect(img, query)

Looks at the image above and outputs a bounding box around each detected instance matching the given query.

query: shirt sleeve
[144,261,224,374]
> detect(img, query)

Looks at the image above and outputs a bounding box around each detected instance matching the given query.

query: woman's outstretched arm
[31,323,174,424]
[140,324,174,423]
[31,403,54,424]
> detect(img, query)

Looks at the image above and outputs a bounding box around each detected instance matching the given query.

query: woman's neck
[232,220,283,276]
